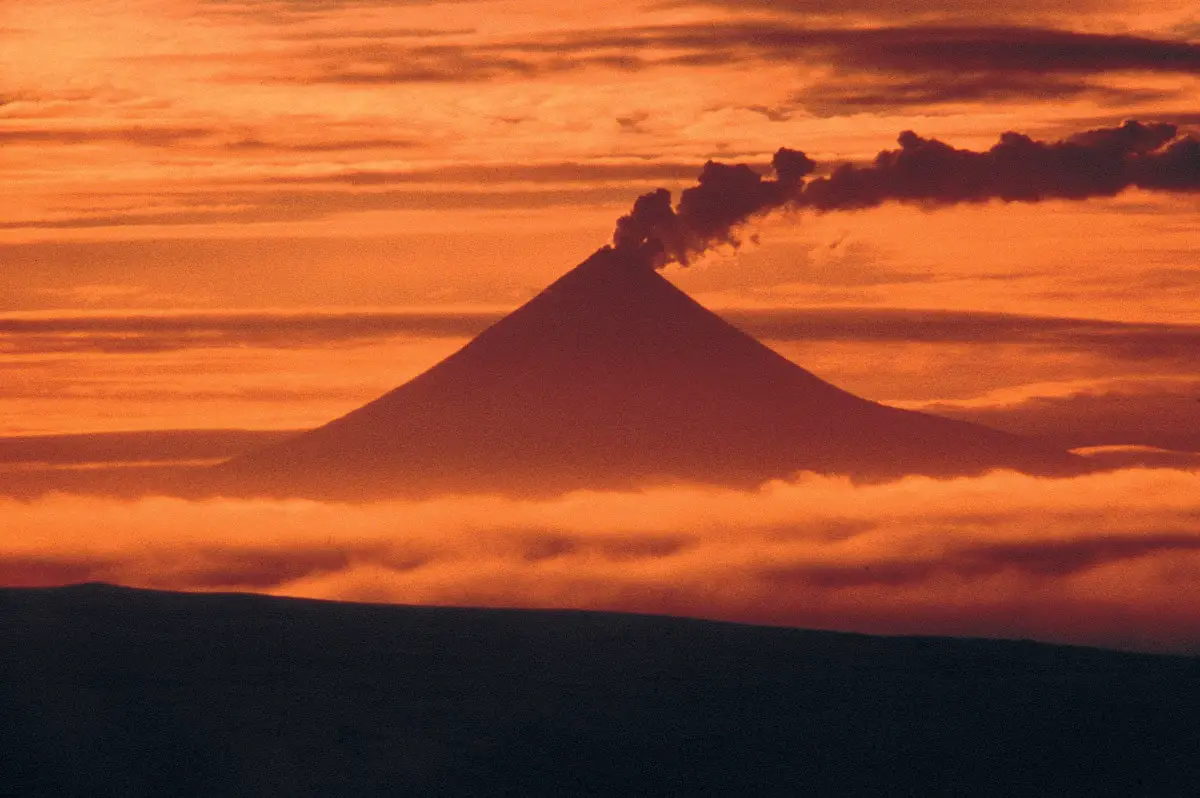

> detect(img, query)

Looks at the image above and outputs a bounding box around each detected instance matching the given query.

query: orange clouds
[4,468,1200,652]
[6,303,1197,441]
[5,0,1198,253]
[3,1,1196,664]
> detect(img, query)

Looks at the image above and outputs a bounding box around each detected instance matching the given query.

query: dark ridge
[2,583,1197,796]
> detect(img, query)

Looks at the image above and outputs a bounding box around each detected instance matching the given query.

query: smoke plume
[613,120,1199,267]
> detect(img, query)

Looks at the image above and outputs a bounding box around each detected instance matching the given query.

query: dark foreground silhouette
[3,584,1198,796]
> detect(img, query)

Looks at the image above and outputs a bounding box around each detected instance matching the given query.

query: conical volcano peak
[222,251,1084,499]
[532,246,674,310]
[460,244,746,369]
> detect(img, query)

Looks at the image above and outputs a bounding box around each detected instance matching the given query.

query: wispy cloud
[263,24,1200,98]
[0,186,635,231]
[259,161,706,186]
[0,126,216,146]
[4,306,1200,361]
[0,309,498,352]
[663,0,1110,24]
[921,377,1200,452]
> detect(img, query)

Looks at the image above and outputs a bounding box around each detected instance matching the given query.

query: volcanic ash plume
[613,120,1200,268]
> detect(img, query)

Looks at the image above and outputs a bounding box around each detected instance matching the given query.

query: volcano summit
[222,248,1081,498]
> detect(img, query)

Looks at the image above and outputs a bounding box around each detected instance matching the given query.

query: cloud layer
[4,469,1200,653]
[7,306,1200,361]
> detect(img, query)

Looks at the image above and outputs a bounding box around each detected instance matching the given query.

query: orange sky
[2,0,1198,649]
[2,0,1198,434]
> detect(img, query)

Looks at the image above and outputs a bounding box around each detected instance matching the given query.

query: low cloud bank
[3,468,1200,653]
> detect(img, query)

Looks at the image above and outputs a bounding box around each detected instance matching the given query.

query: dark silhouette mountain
[222,247,1081,498]
[2,583,1198,797]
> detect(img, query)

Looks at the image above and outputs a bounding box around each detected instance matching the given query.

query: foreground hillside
[2,584,1198,796]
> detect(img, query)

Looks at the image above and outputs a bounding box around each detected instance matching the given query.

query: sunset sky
[2,0,1199,651]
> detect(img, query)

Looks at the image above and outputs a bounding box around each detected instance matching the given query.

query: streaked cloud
[920,378,1200,452]
[265,24,1200,95]
[0,309,500,352]
[5,306,1199,359]
[0,429,294,466]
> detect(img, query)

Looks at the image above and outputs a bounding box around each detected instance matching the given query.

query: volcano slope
[221,247,1081,499]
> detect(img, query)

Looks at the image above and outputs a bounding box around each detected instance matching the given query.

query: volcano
[223,248,1081,498]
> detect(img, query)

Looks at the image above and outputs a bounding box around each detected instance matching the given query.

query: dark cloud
[795,76,1177,116]
[0,127,215,147]
[728,308,1200,365]
[169,547,358,589]
[767,532,1200,589]
[269,23,1200,89]
[260,161,704,186]
[700,24,1200,75]
[0,381,368,404]
[156,529,1200,592]
[1063,111,1200,132]
[0,125,418,154]
[660,0,1105,23]
[925,383,1200,453]
[0,310,498,354]
[611,121,1200,265]
[274,26,476,41]
[222,136,421,153]
[0,556,107,588]
[195,0,457,23]
[742,105,796,122]
[513,531,690,563]
[5,306,1200,361]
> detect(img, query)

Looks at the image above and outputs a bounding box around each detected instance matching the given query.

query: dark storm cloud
[612,121,1199,265]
